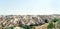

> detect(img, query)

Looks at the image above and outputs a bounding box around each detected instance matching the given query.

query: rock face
[0,15,58,27]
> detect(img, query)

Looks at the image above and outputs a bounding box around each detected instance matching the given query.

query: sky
[0,0,60,15]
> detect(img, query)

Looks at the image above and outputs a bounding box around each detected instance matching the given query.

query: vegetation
[47,18,58,29]
[45,19,48,23]
[19,24,33,29]
[58,18,60,29]
[47,22,54,29]
[51,18,58,22]
[3,26,14,29]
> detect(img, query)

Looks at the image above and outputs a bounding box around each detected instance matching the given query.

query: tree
[24,26,31,29]
[58,18,60,29]
[47,22,54,29]
[51,18,58,23]
[51,18,58,29]
[45,19,48,23]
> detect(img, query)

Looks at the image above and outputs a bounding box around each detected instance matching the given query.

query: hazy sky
[0,0,60,15]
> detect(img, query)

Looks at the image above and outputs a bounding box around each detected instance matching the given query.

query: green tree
[24,25,33,29]
[51,18,58,23]
[58,18,60,29]
[47,22,54,29]
[19,25,33,29]
[51,18,58,29]
[45,19,48,23]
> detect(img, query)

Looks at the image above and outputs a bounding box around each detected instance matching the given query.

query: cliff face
[0,15,60,27]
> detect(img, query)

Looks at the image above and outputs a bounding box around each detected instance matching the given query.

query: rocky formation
[0,15,60,27]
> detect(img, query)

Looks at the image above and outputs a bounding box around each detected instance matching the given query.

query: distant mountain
[52,14,60,16]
